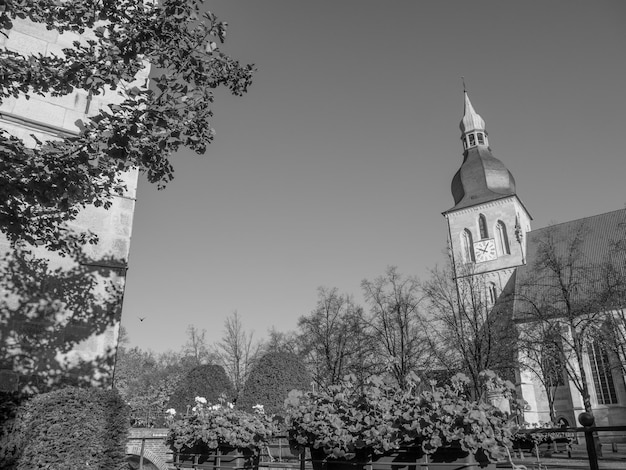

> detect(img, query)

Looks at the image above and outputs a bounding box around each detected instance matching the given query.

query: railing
[513,421,626,470]
[127,428,626,470]
[130,410,170,428]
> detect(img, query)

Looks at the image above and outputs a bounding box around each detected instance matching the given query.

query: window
[468,133,476,147]
[478,214,488,239]
[496,221,510,255]
[488,282,497,304]
[588,341,618,404]
[477,133,484,145]
[462,229,475,263]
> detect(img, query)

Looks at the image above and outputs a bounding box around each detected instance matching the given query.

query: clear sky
[121,0,626,353]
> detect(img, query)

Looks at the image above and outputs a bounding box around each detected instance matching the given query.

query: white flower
[209,404,221,411]
[227,402,234,409]
[165,408,176,416]
[191,406,197,413]
[195,396,207,404]
[253,404,265,414]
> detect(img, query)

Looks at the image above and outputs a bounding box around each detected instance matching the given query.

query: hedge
[167,364,235,414]
[238,351,311,416]
[0,391,29,470]
[1,387,129,470]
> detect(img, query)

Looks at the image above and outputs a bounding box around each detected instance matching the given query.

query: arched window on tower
[468,133,476,147]
[462,229,475,263]
[477,133,485,145]
[478,214,488,239]
[496,220,510,255]
[488,282,498,305]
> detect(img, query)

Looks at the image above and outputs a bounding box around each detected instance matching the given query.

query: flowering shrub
[405,372,516,462]
[167,396,276,453]
[284,375,397,458]
[285,371,516,463]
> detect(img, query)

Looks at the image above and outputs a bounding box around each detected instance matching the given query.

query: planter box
[309,447,495,470]
[174,446,260,470]
[310,448,371,470]
[371,448,424,470]
[423,447,495,470]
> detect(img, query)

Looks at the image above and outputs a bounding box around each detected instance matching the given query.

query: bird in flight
[138,317,146,322]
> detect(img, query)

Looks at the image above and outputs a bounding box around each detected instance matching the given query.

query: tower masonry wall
[445,195,531,289]
[0,18,146,394]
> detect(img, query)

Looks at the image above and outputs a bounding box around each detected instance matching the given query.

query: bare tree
[215,311,260,399]
[263,327,300,356]
[517,325,566,422]
[515,222,621,412]
[297,287,377,390]
[597,237,626,376]
[361,266,429,389]
[181,324,215,367]
[421,262,514,398]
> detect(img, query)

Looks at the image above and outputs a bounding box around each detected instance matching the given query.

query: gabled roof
[513,208,626,322]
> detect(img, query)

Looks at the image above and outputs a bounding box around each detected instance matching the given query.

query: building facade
[443,92,626,426]
[0,18,146,394]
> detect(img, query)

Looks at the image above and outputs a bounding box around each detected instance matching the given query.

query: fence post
[578,412,599,470]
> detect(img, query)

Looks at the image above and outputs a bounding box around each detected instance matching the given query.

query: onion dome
[448,93,516,211]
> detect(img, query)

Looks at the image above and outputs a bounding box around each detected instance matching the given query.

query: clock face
[474,239,497,262]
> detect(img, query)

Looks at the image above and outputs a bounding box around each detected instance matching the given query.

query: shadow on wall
[0,246,126,395]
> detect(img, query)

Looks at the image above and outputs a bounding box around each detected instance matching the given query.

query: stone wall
[127,428,172,470]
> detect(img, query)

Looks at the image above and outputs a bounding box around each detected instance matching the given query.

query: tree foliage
[0,0,254,252]
[238,351,311,416]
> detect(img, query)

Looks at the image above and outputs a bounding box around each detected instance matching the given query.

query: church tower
[443,92,531,295]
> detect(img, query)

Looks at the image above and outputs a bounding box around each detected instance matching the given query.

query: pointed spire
[460,92,485,134]
[459,90,488,150]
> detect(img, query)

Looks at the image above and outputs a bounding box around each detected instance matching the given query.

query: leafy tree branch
[0,0,254,253]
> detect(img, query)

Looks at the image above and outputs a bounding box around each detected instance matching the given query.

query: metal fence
[511,423,626,470]
[130,410,170,428]
[128,428,626,470]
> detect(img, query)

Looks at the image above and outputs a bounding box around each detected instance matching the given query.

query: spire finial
[459,85,488,149]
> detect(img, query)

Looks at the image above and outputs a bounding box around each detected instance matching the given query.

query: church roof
[448,146,517,211]
[446,92,517,213]
[512,208,626,322]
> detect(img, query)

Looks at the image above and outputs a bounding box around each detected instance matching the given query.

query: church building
[443,92,626,427]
